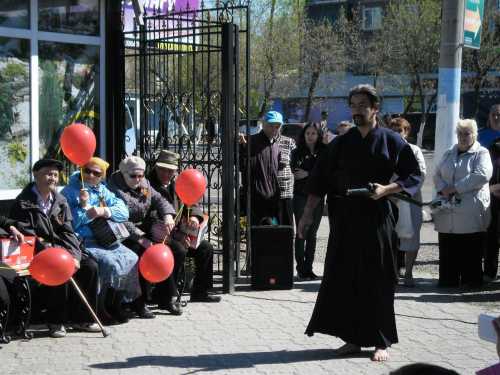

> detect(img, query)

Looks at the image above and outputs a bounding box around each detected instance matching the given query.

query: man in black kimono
[298,84,421,362]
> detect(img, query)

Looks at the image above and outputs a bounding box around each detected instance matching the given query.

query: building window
[362,6,382,31]
[0,37,30,190]
[38,0,100,36]
[38,42,99,160]
[0,0,104,199]
[0,1,30,29]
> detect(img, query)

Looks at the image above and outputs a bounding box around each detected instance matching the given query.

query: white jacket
[433,142,493,234]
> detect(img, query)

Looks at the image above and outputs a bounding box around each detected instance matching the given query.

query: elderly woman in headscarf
[108,156,181,318]
[61,157,140,324]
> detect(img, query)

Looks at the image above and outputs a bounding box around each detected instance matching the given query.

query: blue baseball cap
[264,111,284,125]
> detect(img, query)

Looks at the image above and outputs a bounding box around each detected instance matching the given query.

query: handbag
[88,217,130,248]
[395,200,414,239]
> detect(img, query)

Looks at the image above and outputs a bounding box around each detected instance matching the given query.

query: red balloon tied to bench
[175,168,207,206]
[139,244,175,283]
[60,123,96,166]
[29,247,76,286]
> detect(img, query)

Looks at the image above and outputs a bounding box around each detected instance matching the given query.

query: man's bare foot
[333,343,361,356]
[371,347,389,362]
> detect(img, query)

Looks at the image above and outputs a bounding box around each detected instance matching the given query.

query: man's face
[262,122,281,139]
[349,94,378,127]
[155,165,176,185]
[490,105,500,131]
[34,167,59,192]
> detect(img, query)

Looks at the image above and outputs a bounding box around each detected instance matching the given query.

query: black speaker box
[251,225,294,290]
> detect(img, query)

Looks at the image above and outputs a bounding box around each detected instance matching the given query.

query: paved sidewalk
[1,216,500,375]
[2,150,500,374]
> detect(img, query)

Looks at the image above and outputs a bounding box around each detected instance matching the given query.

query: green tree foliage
[39,61,64,144]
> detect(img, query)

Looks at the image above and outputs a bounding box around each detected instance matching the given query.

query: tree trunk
[304,70,320,122]
[258,0,277,119]
[403,82,417,115]
[416,91,437,148]
[416,75,426,148]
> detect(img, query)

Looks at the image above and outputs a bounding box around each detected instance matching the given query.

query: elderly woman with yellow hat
[61,157,141,324]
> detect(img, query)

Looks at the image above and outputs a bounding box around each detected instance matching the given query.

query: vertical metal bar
[139,23,147,157]
[221,22,235,293]
[234,24,241,277]
[245,5,252,274]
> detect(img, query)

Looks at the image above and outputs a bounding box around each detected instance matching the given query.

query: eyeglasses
[457,131,473,137]
[129,173,144,179]
[83,168,102,177]
[349,103,371,110]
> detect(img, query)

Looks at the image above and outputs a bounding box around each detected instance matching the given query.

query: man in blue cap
[240,110,295,226]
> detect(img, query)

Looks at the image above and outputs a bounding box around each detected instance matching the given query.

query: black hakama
[305,126,421,348]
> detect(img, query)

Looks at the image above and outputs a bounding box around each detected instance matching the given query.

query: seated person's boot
[158,296,183,316]
[107,289,130,324]
[132,297,155,319]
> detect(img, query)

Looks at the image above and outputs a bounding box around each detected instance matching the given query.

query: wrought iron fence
[122,1,250,292]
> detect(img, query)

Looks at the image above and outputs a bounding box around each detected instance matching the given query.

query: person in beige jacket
[433,119,493,288]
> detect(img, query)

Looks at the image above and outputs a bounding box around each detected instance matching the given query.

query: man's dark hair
[348,84,380,108]
[390,363,459,375]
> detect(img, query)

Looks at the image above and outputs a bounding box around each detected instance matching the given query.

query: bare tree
[250,0,303,118]
[374,0,441,147]
[300,18,346,121]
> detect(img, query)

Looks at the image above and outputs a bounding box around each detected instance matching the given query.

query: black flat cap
[32,158,64,172]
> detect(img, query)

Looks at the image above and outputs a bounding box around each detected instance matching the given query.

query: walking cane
[69,277,110,337]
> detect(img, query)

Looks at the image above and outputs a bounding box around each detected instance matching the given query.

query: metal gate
[123,1,250,292]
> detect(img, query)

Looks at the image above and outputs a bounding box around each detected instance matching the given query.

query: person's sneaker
[48,324,66,338]
[158,298,183,315]
[136,305,155,319]
[72,323,101,332]
[190,292,221,303]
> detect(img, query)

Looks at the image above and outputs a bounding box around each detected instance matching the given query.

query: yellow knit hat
[85,157,110,174]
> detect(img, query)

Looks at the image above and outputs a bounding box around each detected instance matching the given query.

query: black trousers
[484,208,499,279]
[0,276,10,323]
[251,193,293,226]
[293,194,323,274]
[438,232,484,287]
[123,237,186,304]
[154,239,213,302]
[44,256,99,324]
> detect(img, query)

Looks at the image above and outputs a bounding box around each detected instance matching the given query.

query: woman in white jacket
[390,118,426,287]
[433,119,493,288]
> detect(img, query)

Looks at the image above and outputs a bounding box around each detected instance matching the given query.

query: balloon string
[162,204,185,245]
[174,204,185,224]
[80,168,85,189]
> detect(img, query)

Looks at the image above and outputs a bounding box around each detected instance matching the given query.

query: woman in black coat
[291,122,325,279]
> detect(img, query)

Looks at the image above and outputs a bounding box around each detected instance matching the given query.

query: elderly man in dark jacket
[10,159,100,338]
[108,155,180,317]
[148,150,221,310]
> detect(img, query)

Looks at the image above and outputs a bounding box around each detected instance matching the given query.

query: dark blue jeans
[293,193,324,274]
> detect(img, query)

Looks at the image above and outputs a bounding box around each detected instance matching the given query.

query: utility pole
[434,0,465,166]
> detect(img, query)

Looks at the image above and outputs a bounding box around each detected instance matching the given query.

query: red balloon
[28,247,76,286]
[60,123,96,166]
[139,244,175,283]
[175,168,207,206]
